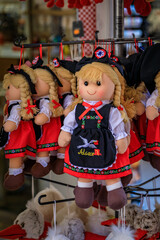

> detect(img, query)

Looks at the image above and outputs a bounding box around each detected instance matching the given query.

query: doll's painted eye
[96,81,101,86]
[84,81,88,86]
[7,86,10,89]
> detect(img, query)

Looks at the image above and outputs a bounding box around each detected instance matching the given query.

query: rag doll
[0,64,37,190]
[58,48,132,210]
[30,57,63,178]
[139,43,160,171]
[49,57,77,174]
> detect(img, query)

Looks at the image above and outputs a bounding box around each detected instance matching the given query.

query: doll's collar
[8,100,21,106]
[83,99,112,105]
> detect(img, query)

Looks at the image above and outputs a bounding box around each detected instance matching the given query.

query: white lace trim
[9,168,23,176]
[37,158,49,167]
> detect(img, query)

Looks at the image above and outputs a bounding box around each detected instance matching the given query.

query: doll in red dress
[58,48,132,210]
[0,64,37,190]
[49,58,77,174]
[30,57,63,178]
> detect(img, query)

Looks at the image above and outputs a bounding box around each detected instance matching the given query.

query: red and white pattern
[78,0,96,56]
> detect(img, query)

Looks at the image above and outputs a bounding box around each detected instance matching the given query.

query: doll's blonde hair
[71,62,128,122]
[50,64,77,97]
[113,67,136,119]
[154,71,160,107]
[34,67,63,117]
[3,64,37,120]
[124,82,147,104]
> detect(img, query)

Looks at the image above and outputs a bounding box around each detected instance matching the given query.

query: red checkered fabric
[78,0,96,56]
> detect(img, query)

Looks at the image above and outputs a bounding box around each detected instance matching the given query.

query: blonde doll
[49,58,77,174]
[0,64,37,190]
[58,48,132,210]
[30,57,63,178]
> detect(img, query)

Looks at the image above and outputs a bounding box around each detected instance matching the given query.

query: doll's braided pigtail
[20,81,37,120]
[113,83,129,123]
[69,85,83,111]
[155,72,160,108]
[49,81,63,117]
[113,67,136,120]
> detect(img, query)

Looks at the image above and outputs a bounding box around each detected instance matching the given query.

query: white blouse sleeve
[61,106,78,134]
[7,105,21,128]
[63,94,74,109]
[39,98,52,122]
[141,90,151,107]
[109,107,128,140]
[146,89,158,110]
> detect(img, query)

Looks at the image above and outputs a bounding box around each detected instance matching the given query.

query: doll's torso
[69,102,117,170]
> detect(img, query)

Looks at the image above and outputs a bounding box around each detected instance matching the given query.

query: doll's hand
[34,113,49,125]
[3,121,17,132]
[116,138,128,154]
[58,131,71,147]
[146,106,159,120]
[135,102,145,116]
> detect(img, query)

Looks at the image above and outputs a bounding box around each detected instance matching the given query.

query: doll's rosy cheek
[97,89,105,97]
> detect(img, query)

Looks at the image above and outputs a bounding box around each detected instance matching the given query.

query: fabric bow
[79,101,103,120]
[25,100,36,114]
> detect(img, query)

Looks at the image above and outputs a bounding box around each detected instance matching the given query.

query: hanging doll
[58,47,132,210]
[0,64,37,190]
[49,57,77,174]
[30,57,63,178]
[142,44,160,171]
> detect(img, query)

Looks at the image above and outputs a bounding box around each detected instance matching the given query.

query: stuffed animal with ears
[58,47,132,210]
[28,57,63,178]
[48,57,77,175]
[0,64,37,191]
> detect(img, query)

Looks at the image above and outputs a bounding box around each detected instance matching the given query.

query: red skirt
[64,145,132,180]
[134,113,147,147]
[37,117,61,152]
[146,114,160,155]
[129,130,144,164]
[4,121,36,158]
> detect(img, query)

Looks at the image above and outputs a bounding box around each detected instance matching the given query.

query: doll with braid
[30,57,63,178]
[0,64,37,190]
[58,48,132,210]
[50,58,77,174]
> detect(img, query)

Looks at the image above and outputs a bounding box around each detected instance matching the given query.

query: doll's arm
[146,89,159,120]
[63,95,74,117]
[34,98,51,125]
[109,107,129,154]
[58,107,77,147]
[3,105,21,132]
[136,90,150,116]
[58,131,71,147]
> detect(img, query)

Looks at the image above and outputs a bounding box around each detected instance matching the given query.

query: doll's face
[58,77,71,96]
[5,84,21,100]
[79,73,115,101]
[33,77,50,97]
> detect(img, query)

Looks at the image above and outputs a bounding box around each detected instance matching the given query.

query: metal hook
[95,30,99,42]
[38,194,75,205]
[13,34,27,47]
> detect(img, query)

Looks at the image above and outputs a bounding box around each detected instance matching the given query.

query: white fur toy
[45,227,70,240]
[106,225,135,240]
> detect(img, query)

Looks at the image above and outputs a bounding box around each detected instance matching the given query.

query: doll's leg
[93,180,101,200]
[74,178,94,209]
[51,148,65,175]
[149,154,160,172]
[106,178,127,210]
[31,151,51,178]
[4,157,24,191]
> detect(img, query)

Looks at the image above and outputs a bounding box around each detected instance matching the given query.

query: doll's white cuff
[114,132,128,141]
[146,101,158,110]
[61,126,73,134]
